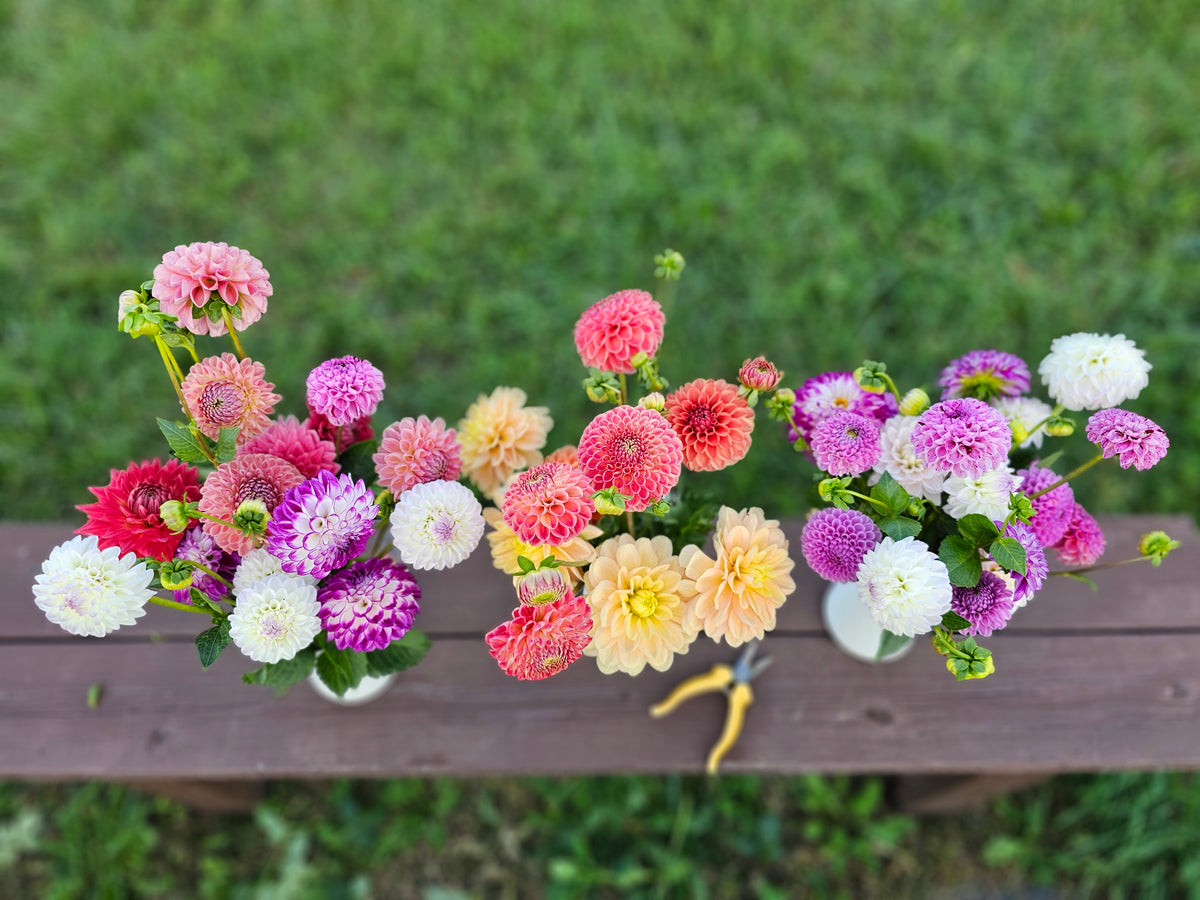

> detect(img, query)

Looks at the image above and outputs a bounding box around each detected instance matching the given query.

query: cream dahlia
[458,387,553,498]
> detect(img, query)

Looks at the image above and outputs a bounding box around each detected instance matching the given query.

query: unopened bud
[638,392,666,412]
[630,351,649,369]
[765,389,797,423]
[738,356,782,392]
[1139,530,1181,566]
[118,290,141,324]
[158,500,191,534]
[1009,420,1030,446]
[158,560,194,591]
[898,388,930,417]
[592,489,630,517]
[653,248,686,281]
[233,499,269,535]
[946,654,995,681]
[1044,415,1076,437]
[854,361,889,394]
[647,499,671,517]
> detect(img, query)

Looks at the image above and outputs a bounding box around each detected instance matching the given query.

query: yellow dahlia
[681,506,796,647]
[482,508,600,588]
[458,386,552,498]
[583,534,698,675]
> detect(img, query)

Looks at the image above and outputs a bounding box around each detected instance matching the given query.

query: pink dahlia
[665,378,755,472]
[77,459,201,561]
[911,398,1012,478]
[1085,408,1170,471]
[1015,463,1076,548]
[810,411,882,476]
[241,415,340,479]
[170,526,239,605]
[502,462,595,546]
[1054,502,1106,567]
[317,558,420,652]
[545,444,580,467]
[950,571,1015,637]
[738,356,783,392]
[152,241,272,336]
[937,350,1031,401]
[197,453,305,554]
[373,416,462,495]
[306,356,386,427]
[485,593,593,680]
[801,507,881,582]
[573,289,665,374]
[306,409,375,446]
[266,470,378,580]
[516,569,573,606]
[180,353,280,444]
[577,405,684,512]
[789,371,898,443]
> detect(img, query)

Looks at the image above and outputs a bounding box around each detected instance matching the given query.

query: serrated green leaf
[364,629,431,677]
[941,611,972,631]
[242,648,317,694]
[337,439,380,486]
[877,516,922,541]
[214,426,239,464]
[875,629,913,661]
[870,471,910,517]
[316,646,368,697]
[939,535,982,588]
[195,618,231,669]
[989,536,1027,575]
[157,418,212,464]
[957,514,1000,548]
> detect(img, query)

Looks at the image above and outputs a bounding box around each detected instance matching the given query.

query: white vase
[307,670,396,706]
[821,581,914,664]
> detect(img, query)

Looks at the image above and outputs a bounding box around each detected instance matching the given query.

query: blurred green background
[2,0,1198,896]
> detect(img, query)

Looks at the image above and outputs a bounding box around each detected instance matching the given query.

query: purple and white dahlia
[938,350,1030,401]
[171,526,239,605]
[266,470,377,580]
[318,558,421,652]
[788,371,897,443]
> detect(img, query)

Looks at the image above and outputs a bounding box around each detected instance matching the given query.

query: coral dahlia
[198,453,305,555]
[665,378,755,472]
[486,593,594,680]
[180,353,280,444]
[152,241,272,337]
[373,415,462,495]
[573,289,665,374]
[501,462,595,546]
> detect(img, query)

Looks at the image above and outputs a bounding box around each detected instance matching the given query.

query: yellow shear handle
[648,664,733,718]
[705,682,754,775]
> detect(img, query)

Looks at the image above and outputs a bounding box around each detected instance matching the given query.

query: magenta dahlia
[950,571,1015,637]
[1085,408,1169,471]
[937,350,1031,401]
[809,411,882,476]
[306,356,386,427]
[266,470,378,580]
[800,507,881,582]
[910,398,1012,478]
[317,558,421,652]
[1015,463,1076,548]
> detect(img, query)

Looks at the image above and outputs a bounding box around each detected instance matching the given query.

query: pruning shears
[649,640,774,775]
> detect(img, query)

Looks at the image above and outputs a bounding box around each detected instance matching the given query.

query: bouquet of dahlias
[787,338,1179,679]
[462,251,800,680]
[33,242,489,697]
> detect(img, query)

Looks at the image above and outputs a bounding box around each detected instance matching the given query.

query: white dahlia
[943,466,1023,522]
[232,547,317,595]
[33,535,154,637]
[870,415,945,502]
[1037,333,1151,411]
[856,537,952,637]
[389,479,485,570]
[228,573,321,663]
[991,396,1054,450]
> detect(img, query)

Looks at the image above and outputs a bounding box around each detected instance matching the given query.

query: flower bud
[516,568,571,607]
[1009,420,1030,447]
[738,356,782,392]
[118,290,141,324]
[158,560,194,592]
[653,248,686,281]
[233,498,270,535]
[158,500,191,534]
[946,654,995,680]
[638,392,666,412]
[1139,530,1181,566]
[1044,415,1076,437]
[854,361,889,394]
[630,351,649,369]
[647,499,671,517]
[592,489,630,517]
[898,388,930,417]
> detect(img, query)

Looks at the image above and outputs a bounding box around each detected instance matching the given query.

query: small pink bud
[738,356,782,392]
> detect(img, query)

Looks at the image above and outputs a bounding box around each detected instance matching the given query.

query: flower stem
[188,561,233,589]
[841,489,892,514]
[1050,556,1151,577]
[148,594,214,615]
[626,509,636,538]
[155,337,192,420]
[222,308,247,360]
[619,373,628,407]
[1026,404,1065,442]
[1027,450,1104,500]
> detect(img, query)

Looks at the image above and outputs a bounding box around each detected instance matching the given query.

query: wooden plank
[3,633,1200,779]
[3,515,1196,641]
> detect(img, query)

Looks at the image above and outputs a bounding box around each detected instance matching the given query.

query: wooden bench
[3,515,1196,815]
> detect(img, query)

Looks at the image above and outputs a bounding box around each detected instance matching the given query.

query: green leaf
[242,648,317,694]
[957,514,1000,549]
[989,536,1027,575]
[875,629,913,661]
[157,418,212,464]
[516,555,536,575]
[364,629,432,677]
[316,646,368,697]
[877,516,922,541]
[337,439,380,486]
[870,471,910,517]
[188,587,224,614]
[939,535,982,588]
[195,618,231,670]
[941,611,972,631]
[213,426,239,464]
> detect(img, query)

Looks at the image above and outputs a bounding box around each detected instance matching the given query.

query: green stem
[189,561,233,589]
[149,594,215,615]
[155,337,192,421]
[1027,451,1104,500]
[370,521,392,558]
[190,509,239,530]
[222,308,247,360]
[619,373,628,407]
[625,509,636,538]
[879,372,902,404]
[1050,556,1150,577]
[1025,404,1065,442]
[841,489,892,514]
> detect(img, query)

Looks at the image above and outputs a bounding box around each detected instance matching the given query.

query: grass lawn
[2,0,1198,896]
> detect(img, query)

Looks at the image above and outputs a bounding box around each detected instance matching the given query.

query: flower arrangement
[467,251,801,680]
[33,242,489,697]
[787,338,1179,679]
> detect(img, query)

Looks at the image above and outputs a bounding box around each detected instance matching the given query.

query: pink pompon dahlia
[373,416,462,495]
[180,353,280,444]
[306,356,386,427]
[502,462,596,546]
[789,371,898,443]
[1014,463,1075,548]
[910,398,1012,478]
[801,507,881,583]
[170,526,239,605]
[486,593,593,680]
[937,350,1031,401]
[809,411,882,476]
[266,470,378,580]
[665,378,755,472]
[77,459,201,561]
[574,289,665,374]
[198,453,305,555]
[545,444,580,467]
[306,409,375,446]
[152,241,272,336]
[950,571,1015,637]
[577,405,684,512]
[241,415,340,479]
[1085,408,1170,471]
[1053,502,1106,567]
[317,558,421,652]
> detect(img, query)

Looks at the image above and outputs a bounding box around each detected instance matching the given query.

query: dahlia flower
[307,409,375,446]
[266,470,378,580]
[809,411,882,476]
[486,593,594,680]
[1054,502,1106,567]
[665,378,755,472]
[318,558,421,652]
[1085,408,1169,471]
[544,444,580,467]
[389,479,485,570]
[910,398,1012,479]
[152,241,272,336]
[501,462,595,546]
[233,546,316,596]
[870,415,945,502]
[998,521,1048,608]
[801,507,881,583]
[943,466,1023,522]
[577,405,684,512]
[1038,332,1152,411]
[170,526,238,605]
[856,536,952,637]
[738,356,783,392]
[458,386,553,498]
[306,356,386,427]
[573,289,665,374]
[950,571,1015,638]
[789,371,897,443]
[938,350,1030,401]
[991,396,1055,450]
[180,353,280,444]
[198,453,305,555]
[228,573,322,664]
[482,507,601,587]
[1014,463,1075,548]
[516,568,573,606]
[242,416,339,479]
[34,535,154,637]
[76,458,201,561]
[681,507,796,646]
[373,416,462,495]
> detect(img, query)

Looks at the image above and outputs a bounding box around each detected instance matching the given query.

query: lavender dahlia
[950,572,1015,638]
[318,558,421,652]
[306,355,386,427]
[789,371,897,443]
[1085,408,1169,471]
[998,521,1048,608]
[1014,463,1075,548]
[910,398,1012,479]
[937,350,1030,401]
[171,527,238,605]
[266,470,377,580]
[809,411,882,476]
[801,508,881,583]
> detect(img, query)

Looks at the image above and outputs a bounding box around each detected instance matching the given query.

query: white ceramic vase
[307,670,396,706]
[820,580,914,664]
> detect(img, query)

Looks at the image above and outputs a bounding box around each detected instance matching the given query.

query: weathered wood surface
[1,515,1197,782]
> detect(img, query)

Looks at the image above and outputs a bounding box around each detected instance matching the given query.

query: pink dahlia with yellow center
[577,405,684,512]
[197,453,305,554]
[573,289,665,374]
[241,415,340,479]
[373,415,463,496]
[458,387,553,499]
[681,506,796,647]
[180,353,280,444]
[501,462,595,546]
[152,241,272,336]
[665,378,755,472]
[482,508,600,588]
[76,459,201,561]
[582,534,698,675]
[485,593,594,680]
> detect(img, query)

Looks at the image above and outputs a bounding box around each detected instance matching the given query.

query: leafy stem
[1027,450,1104,500]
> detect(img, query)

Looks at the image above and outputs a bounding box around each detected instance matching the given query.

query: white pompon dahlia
[33,535,154,637]
[1037,333,1151,411]
[943,466,1023,522]
[870,415,945,502]
[856,536,952,637]
[389,479,485,570]
[228,573,321,663]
